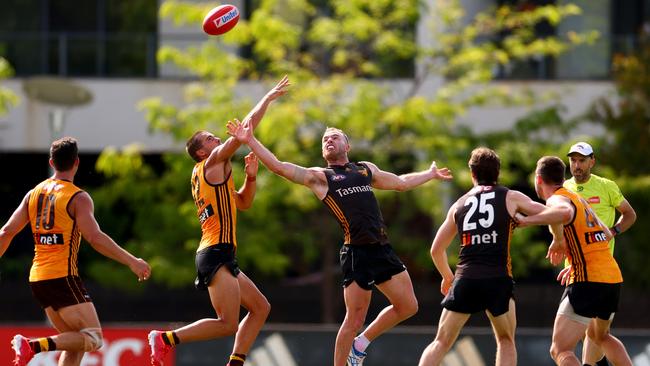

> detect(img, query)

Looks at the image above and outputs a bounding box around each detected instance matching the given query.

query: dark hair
[469,147,500,185]
[50,137,78,171]
[536,156,566,185]
[186,130,206,163]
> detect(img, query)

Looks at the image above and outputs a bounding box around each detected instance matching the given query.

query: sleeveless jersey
[27,178,83,282]
[454,185,515,279]
[555,187,622,285]
[191,161,238,252]
[322,163,389,245]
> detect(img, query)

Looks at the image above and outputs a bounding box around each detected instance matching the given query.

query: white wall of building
[0,0,615,153]
[0,78,613,153]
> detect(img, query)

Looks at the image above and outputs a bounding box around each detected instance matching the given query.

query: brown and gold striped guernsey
[322,163,389,245]
[191,160,238,251]
[555,187,622,285]
[27,178,83,281]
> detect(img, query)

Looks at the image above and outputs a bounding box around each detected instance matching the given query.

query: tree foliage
[0,57,19,116]
[90,0,598,294]
[584,32,650,287]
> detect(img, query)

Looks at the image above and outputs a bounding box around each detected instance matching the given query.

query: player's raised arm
[244,75,290,130]
[72,192,151,282]
[229,121,327,197]
[362,160,452,191]
[0,191,31,257]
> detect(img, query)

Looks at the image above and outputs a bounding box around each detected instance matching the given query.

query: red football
[202,4,240,36]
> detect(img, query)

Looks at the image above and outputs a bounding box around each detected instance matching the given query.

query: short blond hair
[324,127,349,143]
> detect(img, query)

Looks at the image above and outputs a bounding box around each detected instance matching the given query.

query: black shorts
[29,275,92,311]
[340,243,406,291]
[441,276,514,316]
[195,244,240,291]
[562,282,621,320]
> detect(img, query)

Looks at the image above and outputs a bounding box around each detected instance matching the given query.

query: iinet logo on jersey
[461,231,498,246]
[34,233,64,245]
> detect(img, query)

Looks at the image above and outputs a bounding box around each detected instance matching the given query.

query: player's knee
[80,328,103,352]
[222,319,239,335]
[549,343,572,363]
[396,296,418,319]
[495,332,515,344]
[555,350,576,365]
[258,297,271,318]
[342,314,365,332]
[432,334,454,352]
[586,327,608,344]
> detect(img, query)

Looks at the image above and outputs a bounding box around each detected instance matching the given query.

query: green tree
[0,57,19,116]
[90,0,597,319]
[585,32,650,287]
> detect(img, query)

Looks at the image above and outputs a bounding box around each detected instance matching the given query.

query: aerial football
[202,4,240,36]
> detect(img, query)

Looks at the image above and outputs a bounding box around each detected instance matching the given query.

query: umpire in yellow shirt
[564,141,637,366]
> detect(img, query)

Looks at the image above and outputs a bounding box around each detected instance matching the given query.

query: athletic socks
[161,331,180,346]
[353,334,370,353]
[29,337,56,353]
[227,353,247,366]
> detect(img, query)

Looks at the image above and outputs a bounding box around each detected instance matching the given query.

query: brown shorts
[29,276,92,311]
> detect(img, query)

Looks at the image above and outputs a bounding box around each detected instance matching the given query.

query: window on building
[0,0,158,77]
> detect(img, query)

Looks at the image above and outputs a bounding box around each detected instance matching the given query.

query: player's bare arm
[516,195,573,227]
[229,120,328,198]
[243,75,290,130]
[0,191,31,257]
[204,119,247,167]
[72,192,151,281]
[362,161,453,191]
[430,201,459,295]
[506,190,546,217]
[235,152,258,210]
[507,191,568,265]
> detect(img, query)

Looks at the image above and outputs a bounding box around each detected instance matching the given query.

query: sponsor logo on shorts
[34,233,64,245]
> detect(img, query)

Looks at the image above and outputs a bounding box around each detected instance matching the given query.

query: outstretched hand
[430,162,453,181]
[265,75,291,102]
[226,118,252,144]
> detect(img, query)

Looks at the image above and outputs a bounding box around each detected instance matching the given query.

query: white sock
[354,335,370,353]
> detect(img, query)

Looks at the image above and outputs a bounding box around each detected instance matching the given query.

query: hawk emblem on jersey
[331,174,346,182]
[358,168,368,177]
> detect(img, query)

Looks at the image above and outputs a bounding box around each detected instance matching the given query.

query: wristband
[246,176,256,183]
[611,225,621,236]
